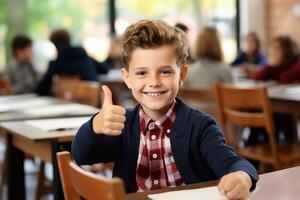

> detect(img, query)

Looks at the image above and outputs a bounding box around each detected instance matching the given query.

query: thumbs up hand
[92,85,126,136]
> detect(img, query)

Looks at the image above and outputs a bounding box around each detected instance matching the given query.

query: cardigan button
[153,180,159,185]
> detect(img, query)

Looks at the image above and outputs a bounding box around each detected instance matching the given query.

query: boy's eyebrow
[133,65,174,70]
[134,67,148,71]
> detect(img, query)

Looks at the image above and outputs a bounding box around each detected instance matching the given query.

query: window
[115,0,237,62]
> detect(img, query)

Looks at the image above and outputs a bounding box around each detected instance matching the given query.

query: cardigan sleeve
[71,114,122,165]
[199,119,259,191]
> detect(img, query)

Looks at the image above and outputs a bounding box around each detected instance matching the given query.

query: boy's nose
[148,75,162,87]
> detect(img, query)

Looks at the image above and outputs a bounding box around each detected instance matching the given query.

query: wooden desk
[126,166,300,200]
[268,84,300,115]
[0,117,91,200]
[268,84,300,139]
[0,94,98,122]
[0,95,98,200]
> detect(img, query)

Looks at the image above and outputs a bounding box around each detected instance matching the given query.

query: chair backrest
[53,75,101,107]
[0,78,11,95]
[57,151,126,200]
[177,86,216,117]
[214,82,279,163]
[75,81,101,107]
[53,75,80,100]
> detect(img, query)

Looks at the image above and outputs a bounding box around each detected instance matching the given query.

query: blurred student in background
[100,37,123,70]
[245,36,300,152]
[254,36,300,83]
[185,26,232,87]
[175,22,194,63]
[35,29,108,95]
[5,35,38,94]
[231,32,267,67]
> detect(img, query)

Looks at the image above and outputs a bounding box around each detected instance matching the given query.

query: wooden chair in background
[53,76,101,107]
[214,82,300,173]
[52,75,80,101]
[177,86,216,118]
[0,78,11,95]
[57,151,125,200]
[0,77,11,197]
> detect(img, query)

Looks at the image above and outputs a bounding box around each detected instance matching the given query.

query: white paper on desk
[0,98,54,112]
[284,86,300,94]
[25,117,90,131]
[148,186,228,200]
[21,103,97,116]
[148,186,260,200]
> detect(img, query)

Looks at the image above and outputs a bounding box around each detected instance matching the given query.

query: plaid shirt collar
[139,100,177,137]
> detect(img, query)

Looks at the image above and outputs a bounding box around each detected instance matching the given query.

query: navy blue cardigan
[72,98,258,193]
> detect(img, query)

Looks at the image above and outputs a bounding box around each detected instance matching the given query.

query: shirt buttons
[151,135,156,140]
[153,180,159,185]
[166,129,171,134]
[152,153,158,159]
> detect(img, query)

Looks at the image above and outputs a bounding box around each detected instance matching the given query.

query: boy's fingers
[108,129,123,136]
[223,177,237,192]
[110,105,126,115]
[225,184,243,199]
[106,114,126,123]
[107,122,125,130]
[102,85,113,107]
[218,177,227,195]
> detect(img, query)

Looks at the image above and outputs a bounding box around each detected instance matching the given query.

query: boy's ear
[179,64,189,86]
[120,67,132,89]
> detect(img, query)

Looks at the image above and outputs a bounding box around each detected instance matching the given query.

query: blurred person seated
[245,36,300,161]
[231,32,267,67]
[185,26,232,87]
[100,37,123,70]
[254,36,300,83]
[35,29,108,96]
[175,22,194,63]
[4,34,38,94]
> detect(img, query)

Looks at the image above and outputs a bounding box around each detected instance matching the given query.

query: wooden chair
[74,81,101,107]
[0,78,11,95]
[57,151,125,200]
[53,76,101,107]
[214,82,300,172]
[178,86,216,117]
[52,75,80,101]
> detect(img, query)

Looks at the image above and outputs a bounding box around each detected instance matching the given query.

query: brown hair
[11,34,32,56]
[49,29,71,50]
[272,36,299,68]
[121,20,188,68]
[194,26,223,62]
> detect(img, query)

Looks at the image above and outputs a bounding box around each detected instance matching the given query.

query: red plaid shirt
[136,100,184,192]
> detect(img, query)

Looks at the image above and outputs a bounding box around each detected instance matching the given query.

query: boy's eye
[135,71,146,76]
[160,70,172,76]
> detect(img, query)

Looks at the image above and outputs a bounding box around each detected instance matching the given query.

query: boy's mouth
[143,91,167,97]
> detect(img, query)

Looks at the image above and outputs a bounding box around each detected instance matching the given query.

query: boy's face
[15,45,33,64]
[121,45,188,119]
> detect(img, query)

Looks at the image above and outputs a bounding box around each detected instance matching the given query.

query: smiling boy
[72,20,258,199]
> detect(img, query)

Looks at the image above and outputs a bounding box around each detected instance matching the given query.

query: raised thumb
[102,85,113,107]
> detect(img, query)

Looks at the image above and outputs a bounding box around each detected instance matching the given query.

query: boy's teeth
[147,92,162,96]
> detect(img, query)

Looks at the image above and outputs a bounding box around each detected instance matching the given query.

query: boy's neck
[140,102,174,121]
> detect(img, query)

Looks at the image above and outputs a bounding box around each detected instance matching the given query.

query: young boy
[72,20,258,199]
[5,35,37,94]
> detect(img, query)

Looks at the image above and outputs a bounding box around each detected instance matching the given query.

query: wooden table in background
[0,117,92,200]
[0,95,98,200]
